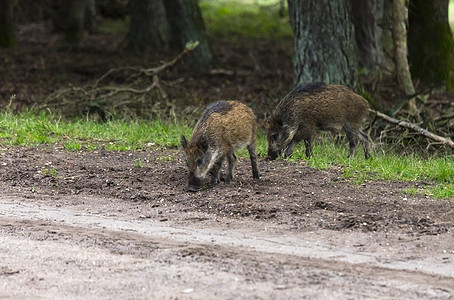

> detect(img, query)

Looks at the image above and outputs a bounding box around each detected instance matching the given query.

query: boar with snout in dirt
[266,82,371,160]
[181,100,260,192]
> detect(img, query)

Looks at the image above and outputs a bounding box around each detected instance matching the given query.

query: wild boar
[266,82,370,159]
[181,100,260,192]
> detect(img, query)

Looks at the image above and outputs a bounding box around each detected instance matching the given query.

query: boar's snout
[187,172,203,192]
[267,148,280,160]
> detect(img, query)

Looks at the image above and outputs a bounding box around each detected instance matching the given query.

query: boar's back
[200,100,234,124]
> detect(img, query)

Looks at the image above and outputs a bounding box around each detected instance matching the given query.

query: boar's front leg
[209,160,222,185]
[284,128,306,158]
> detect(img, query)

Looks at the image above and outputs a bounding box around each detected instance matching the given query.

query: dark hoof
[187,185,202,192]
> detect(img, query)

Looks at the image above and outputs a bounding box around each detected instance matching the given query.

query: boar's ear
[180,135,188,149]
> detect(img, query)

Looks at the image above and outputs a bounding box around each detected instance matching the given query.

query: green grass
[1,110,453,199]
[283,137,454,199]
[0,109,192,151]
[200,0,292,43]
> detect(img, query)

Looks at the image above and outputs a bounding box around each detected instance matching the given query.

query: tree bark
[128,0,172,52]
[392,0,417,113]
[0,0,15,48]
[164,0,212,70]
[128,0,212,71]
[58,0,93,45]
[287,0,359,88]
[408,0,454,90]
[351,0,386,71]
[84,0,97,34]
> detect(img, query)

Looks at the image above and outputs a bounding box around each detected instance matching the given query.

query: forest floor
[0,23,454,299]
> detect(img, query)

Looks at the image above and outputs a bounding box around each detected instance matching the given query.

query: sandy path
[0,194,453,299]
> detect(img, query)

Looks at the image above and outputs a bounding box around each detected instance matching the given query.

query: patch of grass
[404,184,454,199]
[285,136,454,199]
[156,153,177,163]
[0,109,192,150]
[200,0,292,43]
[134,158,145,168]
[430,184,454,198]
[42,166,58,178]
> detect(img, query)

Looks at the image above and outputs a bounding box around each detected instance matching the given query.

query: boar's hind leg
[358,130,371,159]
[225,152,236,184]
[344,125,359,158]
[247,144,260,179]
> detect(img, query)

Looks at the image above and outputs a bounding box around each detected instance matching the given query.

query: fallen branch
[93,41,200,87]
[369,109,454,149]
[40,41,199,116]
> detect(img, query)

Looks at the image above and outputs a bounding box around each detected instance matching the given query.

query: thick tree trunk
[0,0,15,48]
[128,0,172,52]
[164,0,212,70]
[408,0,454,90]
[287,0,359,88]
[392,0,417,113]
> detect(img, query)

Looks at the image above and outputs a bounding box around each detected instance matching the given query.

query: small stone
[275,285,287,290]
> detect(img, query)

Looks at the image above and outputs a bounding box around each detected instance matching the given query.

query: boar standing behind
[266,82,371,160]
[181,100,259,192]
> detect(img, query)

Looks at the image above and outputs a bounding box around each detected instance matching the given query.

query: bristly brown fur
[267,83,371,159]
[181,100,259,191]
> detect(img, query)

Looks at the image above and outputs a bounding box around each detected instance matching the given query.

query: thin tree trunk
[392,0,417,113]
[408,0,454,90]
[0,0,15,48]
[287,0,358,88]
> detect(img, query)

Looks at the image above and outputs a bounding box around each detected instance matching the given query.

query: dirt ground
[0,145,453,299]
[0,22,454,299]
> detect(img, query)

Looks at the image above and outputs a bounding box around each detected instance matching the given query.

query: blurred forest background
[0,0,453,152]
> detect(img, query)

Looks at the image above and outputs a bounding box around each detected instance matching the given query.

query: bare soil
[0,145,453,299]
[0,23,453,299]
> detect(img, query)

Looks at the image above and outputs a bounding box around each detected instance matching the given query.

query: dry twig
[370,109,454,149]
